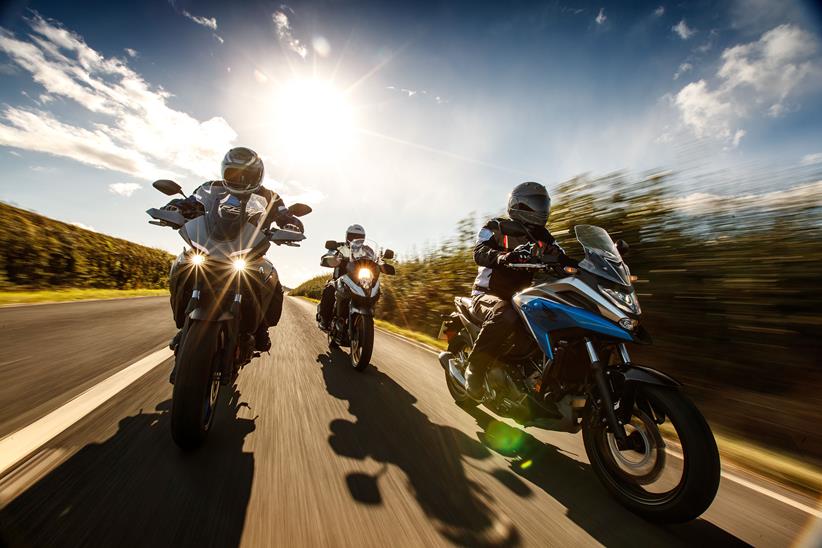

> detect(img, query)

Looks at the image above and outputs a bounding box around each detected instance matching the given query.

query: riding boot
[254,324,272,352]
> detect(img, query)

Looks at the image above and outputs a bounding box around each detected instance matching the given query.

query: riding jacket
[472,218,559,299]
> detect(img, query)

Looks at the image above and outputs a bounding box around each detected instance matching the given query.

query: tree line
[0,202,173,290]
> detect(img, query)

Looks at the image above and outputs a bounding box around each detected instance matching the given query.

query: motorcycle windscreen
[348,239,379,261]
[574,225,631,286]
[180,216,268,260]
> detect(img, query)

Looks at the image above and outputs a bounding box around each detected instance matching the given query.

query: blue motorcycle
[438,225,720,523]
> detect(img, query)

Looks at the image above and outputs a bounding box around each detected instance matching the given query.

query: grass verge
[0,288,169,306]
[293,296,820,493]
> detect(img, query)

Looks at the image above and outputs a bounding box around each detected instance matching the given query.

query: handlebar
[505,253,580,272]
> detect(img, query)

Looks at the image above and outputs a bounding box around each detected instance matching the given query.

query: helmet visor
[510,192,550,225]
[346,231,365,242]
[223,165,262,191]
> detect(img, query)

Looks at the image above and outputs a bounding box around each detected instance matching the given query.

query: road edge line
[0,347,173,477]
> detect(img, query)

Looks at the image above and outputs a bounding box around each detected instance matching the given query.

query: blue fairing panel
[518,297,634,357]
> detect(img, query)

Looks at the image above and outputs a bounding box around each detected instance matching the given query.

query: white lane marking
[0,347,173,477]
[376,328,439,355]
[666,448,822,518]
[293,295,822,517]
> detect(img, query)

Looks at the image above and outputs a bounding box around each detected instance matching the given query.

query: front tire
[350,314,373,371]
[171,320,223,450]
[583,385,720,523]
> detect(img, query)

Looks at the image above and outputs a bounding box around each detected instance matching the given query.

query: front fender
[621,364,682,388]
[190,307,235,321]
[350,305,374,316]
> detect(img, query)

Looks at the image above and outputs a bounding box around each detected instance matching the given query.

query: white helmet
[346,224,365,243]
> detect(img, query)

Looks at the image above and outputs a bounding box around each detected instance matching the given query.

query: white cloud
[108,182,142,197]
[181,10,217,31]
[273,10,307,58]
[7,150,21,156]
[124,47,138,58]
[69,221,96,231]
[0,14,237,180]
[674,80,735,138]
[717,24,817,116]
[671,180,822,215]
[673,19,696,40]
[29,164,56,172]
[213,34,224,44]
[673,62,692,80]
[800,152,822,165]
[731,128,745,148]
[672,24,820,147]
[654,6,665,17]
[595,8,607,25]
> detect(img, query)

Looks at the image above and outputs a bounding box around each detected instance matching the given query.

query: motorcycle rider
[163,147,304,353]
[464,182,564,400]
[317,224,366,330]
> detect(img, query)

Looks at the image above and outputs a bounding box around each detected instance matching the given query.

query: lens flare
[190,253,206,266]
[232,258,247,272]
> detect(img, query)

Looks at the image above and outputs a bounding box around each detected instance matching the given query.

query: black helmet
[508,181,550,227]
[222,147,263,194]
[346,223,365,243]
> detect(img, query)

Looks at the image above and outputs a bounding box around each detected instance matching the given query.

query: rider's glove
[276,214,304,233]
[497,249,530,266]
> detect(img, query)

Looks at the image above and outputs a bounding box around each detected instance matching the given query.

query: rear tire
[445,334,478,409]
[350,314,373,371]
[583,385,720,523]
[171,320,223,450]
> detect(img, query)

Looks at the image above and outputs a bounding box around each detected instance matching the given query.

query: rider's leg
[318,282,336,329]
[464,294,519,399]
[255,280,283,352]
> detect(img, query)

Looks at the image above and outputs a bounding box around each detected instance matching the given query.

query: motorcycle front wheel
[582,385,720,523]
[170,320,223,450]
[349,314,373,371]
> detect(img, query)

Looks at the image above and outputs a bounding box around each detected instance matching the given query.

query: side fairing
[512,294,633,358]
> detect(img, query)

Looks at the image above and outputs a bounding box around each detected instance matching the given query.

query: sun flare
[275,79,355,164]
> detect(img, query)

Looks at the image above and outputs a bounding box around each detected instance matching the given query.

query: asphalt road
[0,296,818,547]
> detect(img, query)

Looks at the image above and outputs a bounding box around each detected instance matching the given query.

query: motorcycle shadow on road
[317,349,531,547]
[0,389,256,548]
[465,407,747,547]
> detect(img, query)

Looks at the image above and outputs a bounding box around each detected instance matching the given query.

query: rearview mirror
[615,239,630,258]
[325,240,339,250]
[288,203,312,217]
[382,249,395,260]
[380,263,396,275]
[152,179,184,197]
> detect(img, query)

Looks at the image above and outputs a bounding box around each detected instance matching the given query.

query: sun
[275,78,355,164]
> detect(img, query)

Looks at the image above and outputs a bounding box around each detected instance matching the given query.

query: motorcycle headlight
[357,267,373,289]
[600,286,641,315]
[232,258,247,272]
[189,253,206,267]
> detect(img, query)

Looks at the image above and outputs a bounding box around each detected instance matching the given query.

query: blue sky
[1,0,821,285]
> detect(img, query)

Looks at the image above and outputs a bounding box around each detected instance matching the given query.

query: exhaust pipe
[438,352,453,370]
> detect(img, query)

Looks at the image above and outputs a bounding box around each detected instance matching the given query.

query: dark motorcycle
[318,238,395,370]
[147,179,310,449]
[438,225,720,522]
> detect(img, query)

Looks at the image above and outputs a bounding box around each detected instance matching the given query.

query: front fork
[585,338,630,448]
